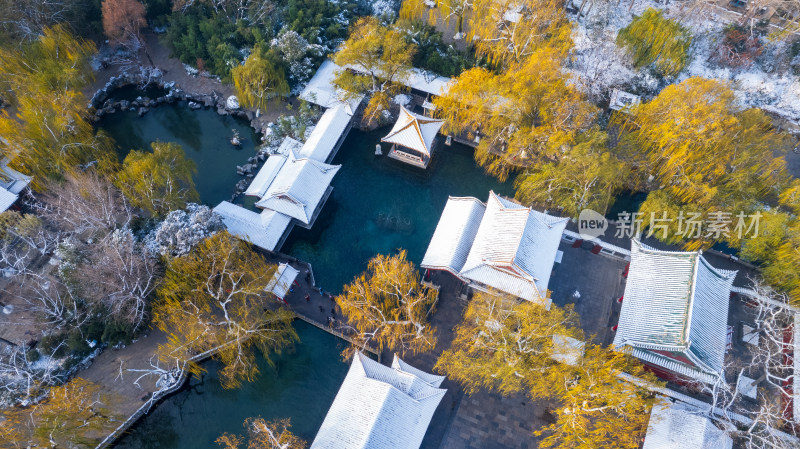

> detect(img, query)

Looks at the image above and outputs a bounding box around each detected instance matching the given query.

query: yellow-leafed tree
[0,25,117,189]
[333,17,416,127]
[434,39,597,181]
[435,291,583,398]
[217,417,306,449]
[1,378,122,448]
[153,231,298,389]
[514,129,626,217]
[337,250,438,355]
[536,346,661,449]
[232,45,289,110]
[115,141,199,217]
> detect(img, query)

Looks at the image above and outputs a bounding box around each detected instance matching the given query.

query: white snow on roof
[613,239,736,383]
[404,68,452,96]
[297,104,352,163]
[381,106,444,156]
[0,188,18,213]
[459,192,568,303]
[212,202,291,251]
[344,64,452,97]
[300,60,362,114]
[420,197,486,275]
[421,192,568,304]
[255,153,340,224]
[311,353,446,449]
[643,400,732,449]
[245,154,288,198]
[245,137,305,198]
[265,263,299,300]
[0,159,32,195]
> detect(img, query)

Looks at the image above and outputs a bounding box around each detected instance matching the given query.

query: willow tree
[337,250,437,355]
[514,129,625,217]
[232,45,289,110]
[153,231,297,389]
[435,291,583,398]
[0,25,117,188]
[434,39,597,180]
[332,17,416,127]
[115,141,199,217]
[618,77,790,222]
[616,8,693,76]
[0,378,122,448]
[536,346,661,449]
[217,418,306,449]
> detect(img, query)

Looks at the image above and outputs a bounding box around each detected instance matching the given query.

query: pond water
[107,84,170,102]
[283,127,513,293]
[111,321,351,449]
[97,103,258,206]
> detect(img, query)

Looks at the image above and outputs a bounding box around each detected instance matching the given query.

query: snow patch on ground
[569,0,800,121]
[393,93,411,106]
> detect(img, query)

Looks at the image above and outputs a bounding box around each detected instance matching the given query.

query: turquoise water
[97,103,258,206]
[111,321,351,448]
[283,127,513,293]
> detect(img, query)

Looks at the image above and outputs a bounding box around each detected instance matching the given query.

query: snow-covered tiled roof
[343,64,452,97]
[245,153,288,198]
[381,106,444,156]
[300,60,362,114]
[613,239,736,383]
[311,353,446,449]
[265,263,299,300]
[255,153,340,224]
[297,104,353,163]
[0,158,32,195]
[0,188,18,213]
[459,192,569,304]
[643,400,732,449]
[212,202,292,251]
[420,197,486,275]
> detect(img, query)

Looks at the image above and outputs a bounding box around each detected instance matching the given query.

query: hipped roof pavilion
[421,191,569,305]
[311,353,446,449]
[381,106,443,168]
[613,239,737,384]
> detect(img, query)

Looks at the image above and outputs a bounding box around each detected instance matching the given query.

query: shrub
[715,24,763,68]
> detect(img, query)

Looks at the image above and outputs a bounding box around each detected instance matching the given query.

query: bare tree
[39,171,132,240]
[78,228,159,332]
[0,342,66,404]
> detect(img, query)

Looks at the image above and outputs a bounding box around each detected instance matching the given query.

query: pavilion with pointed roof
[381,106,444,169]
[613,239,737,384]
[420,191,569,306]
[311,353,446,449]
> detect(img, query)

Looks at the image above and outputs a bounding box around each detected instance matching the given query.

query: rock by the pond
[226,96,240,110]
[119,100,129,110]
[188,101,201,110]
[257,153,266,161]
[216,107,229,116]
[138,107,149,117]
[203,96,215,108]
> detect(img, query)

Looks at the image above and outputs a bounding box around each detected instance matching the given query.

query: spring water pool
[111,321,351,448]
[97,103,258,206]
[283,126,513,293]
